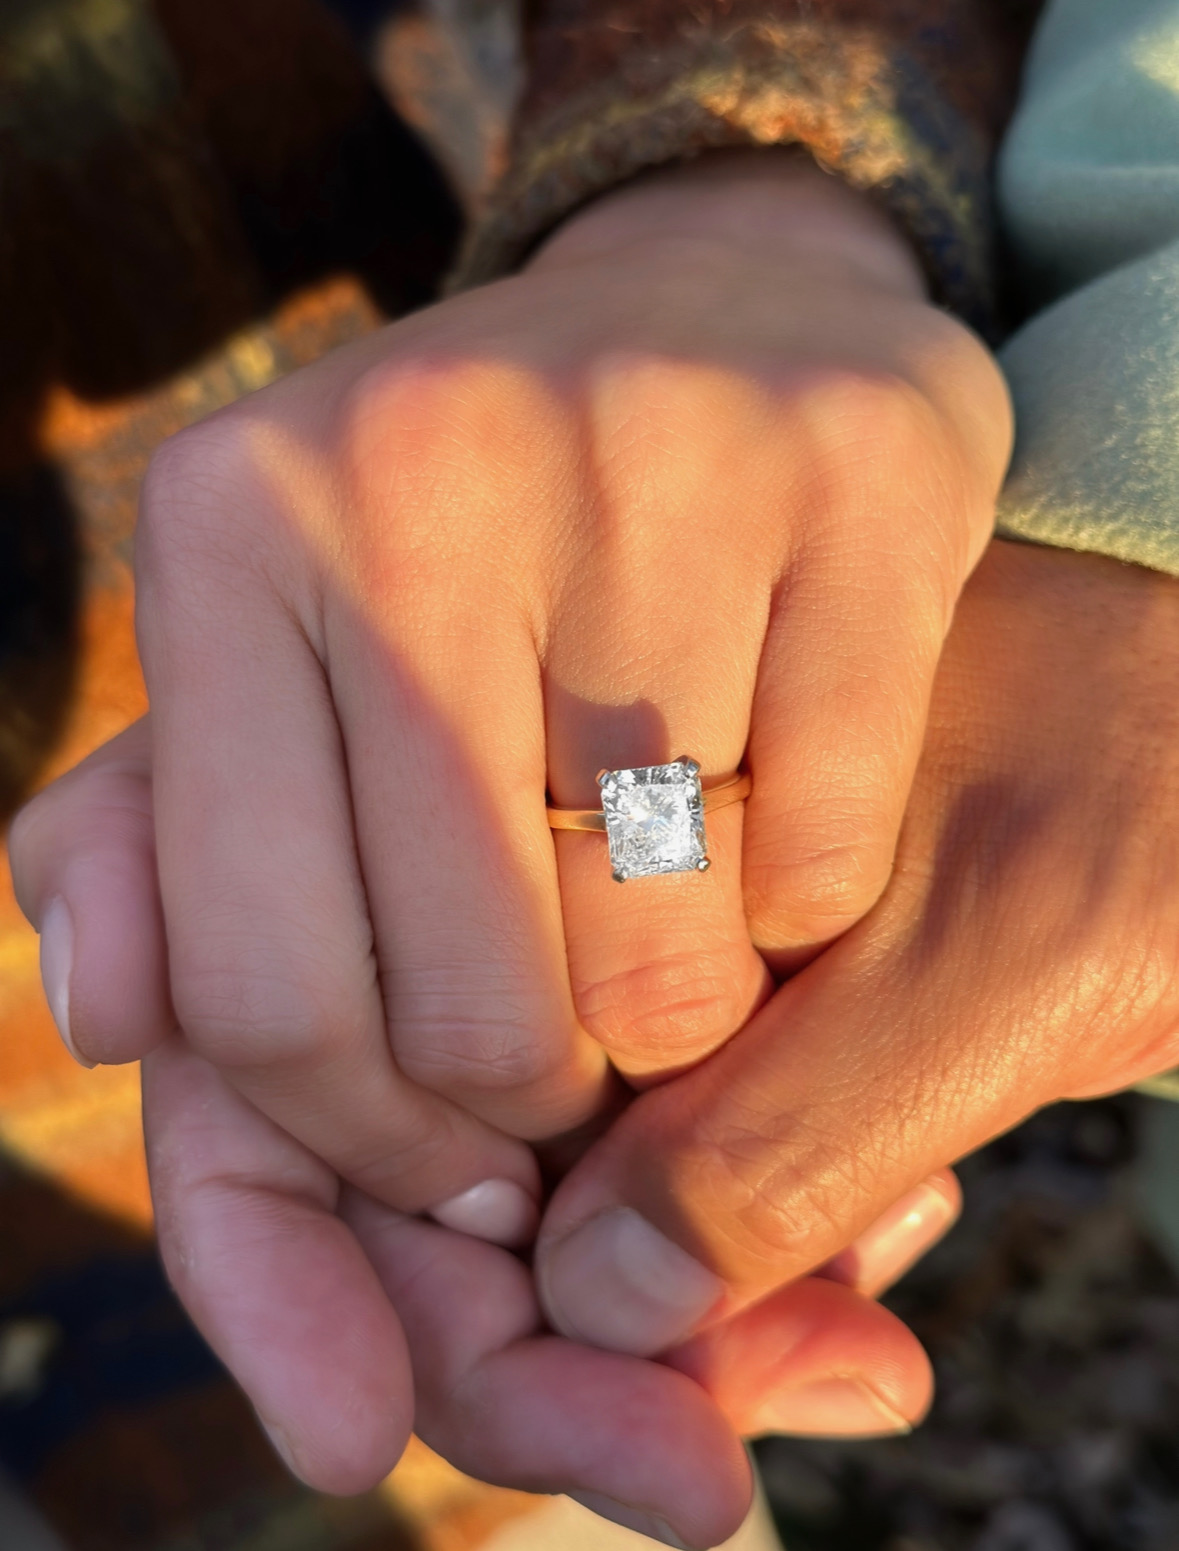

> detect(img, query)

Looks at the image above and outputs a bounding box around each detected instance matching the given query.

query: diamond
[599,760,708,880]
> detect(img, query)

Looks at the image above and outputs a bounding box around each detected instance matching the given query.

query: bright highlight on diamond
[599,759,709,881]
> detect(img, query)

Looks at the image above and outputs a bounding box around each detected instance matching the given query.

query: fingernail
[430,1179,538,1247]
[569,1490,692,1548]
[818,1179,959,1297]
[40,898,94,1069]
[540,1208,724,1356]
[748,1376,913,1438]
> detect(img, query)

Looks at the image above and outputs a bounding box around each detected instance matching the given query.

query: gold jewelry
[546,757,750,881]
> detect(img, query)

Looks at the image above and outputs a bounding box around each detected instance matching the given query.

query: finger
[345,1191,751,1549]
[533,943,949,1358]
[543,362,779,1081]
[320,529,610,1140]
[744,395,989,972]
[345,1193,930,1542]
[534,1153,960,1360]
[534,540,1164,1352]
[814,1168,960,1299]
[138,453,541,1235]
[533,800,1042,1358]
[141,1037,413,1493]
[668,1276,933,1438]
[8,717,171,1066]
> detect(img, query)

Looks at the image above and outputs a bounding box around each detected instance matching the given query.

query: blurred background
[2,3,1179,1548]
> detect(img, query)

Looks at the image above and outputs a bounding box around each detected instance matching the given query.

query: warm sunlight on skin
[533,542,1179,1362]
[9,152,1013,1536]
[15,150,1179,1545]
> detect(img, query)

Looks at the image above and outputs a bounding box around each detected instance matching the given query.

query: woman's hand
[9,149,1009,1236]
[532,540,1179,1357]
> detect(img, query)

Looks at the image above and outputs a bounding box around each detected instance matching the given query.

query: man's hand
[532,540,1179,1359]
[9,149,1009,1238]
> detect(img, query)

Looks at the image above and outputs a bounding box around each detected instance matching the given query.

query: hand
[8,149,1009,1243]
[529,540,1179,1365]
[7,705,963,1519]
[132,1026,945,1543]
[9,149,1006,1535]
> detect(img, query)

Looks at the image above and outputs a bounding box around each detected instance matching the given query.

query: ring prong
[696,857,711,872]
[596,769,610,787]
[612,870,627,883]
[677,755,701,775]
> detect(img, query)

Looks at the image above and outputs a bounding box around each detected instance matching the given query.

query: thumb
[533,920,1010,1360]
[8,717,171,1066]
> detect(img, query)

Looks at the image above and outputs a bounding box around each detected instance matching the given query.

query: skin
[534,542,1179,1358]
[8,150,1008,1201]
[8,153,1024,1543]
[14,541,1179,1549]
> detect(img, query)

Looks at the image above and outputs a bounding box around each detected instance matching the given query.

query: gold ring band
[546,769,751,833]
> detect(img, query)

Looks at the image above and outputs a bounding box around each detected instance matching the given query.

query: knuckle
[389,969,568,1098]
[332,356,538,532]
[171,938,367,1071]
[138,416,286,597]
[141,419,247,539]
[1078,921,1179,1083]
[745,828,894,949]
[669,1094,864,1274]
[792,367,935,476]
[787,368,977,589]
[172,978,320,1069]
[346,1107,460,1196]
[574,944,753,1064]
[328,353,567,606]
[394,1015,562,1097]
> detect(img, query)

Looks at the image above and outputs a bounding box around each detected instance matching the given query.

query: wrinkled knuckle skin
[140,419,246,547]
[1084,926,1179,1087]
[793,369,936,479]
[170,964,350,1072]
[574,947,752,1064]
[347,1113,459,1196]
[744,837,893,950]
[393,1016,562,1098]
[658,1104,855,1278]
[790,369,978,592]
[137,414,291,608]
[331,356,539,554]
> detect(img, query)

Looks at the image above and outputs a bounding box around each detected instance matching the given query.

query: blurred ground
[756,1096,1179,1551]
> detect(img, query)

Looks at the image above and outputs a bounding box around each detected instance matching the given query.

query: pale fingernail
[430,1179,538,1247]
[569,1490,692,1548]
[540,1208,724,1356]
[818,1179,959,1297]
[748,1377,913,1438]
[40,898,94,1069]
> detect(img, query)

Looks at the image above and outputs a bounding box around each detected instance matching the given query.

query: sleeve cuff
[452,12,1004,336]
[995,242,1179,580]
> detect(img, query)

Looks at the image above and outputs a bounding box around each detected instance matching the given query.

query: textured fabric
[996,0,1179,577]
[455,0,1043,334]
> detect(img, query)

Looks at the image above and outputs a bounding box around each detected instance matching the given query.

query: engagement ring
[546,757,751,881]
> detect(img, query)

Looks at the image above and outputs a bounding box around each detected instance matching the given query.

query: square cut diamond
[599,761,707,880]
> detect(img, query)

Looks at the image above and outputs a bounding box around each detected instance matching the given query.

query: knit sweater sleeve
[995,0,1179,579]
[451,0,1042,336]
